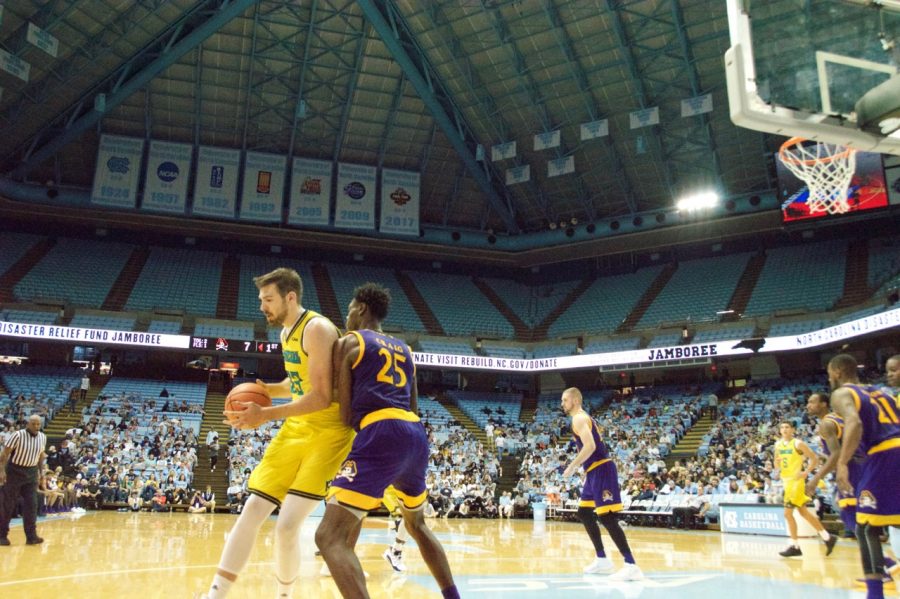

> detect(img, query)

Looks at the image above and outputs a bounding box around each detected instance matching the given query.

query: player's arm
[562,413,595,478]
[264,317,337,420]
[257,377,291,398]
[409,364,418,415]
[0,445,11,485]
[831,388,863,494]
[806,421,839,496]
[231,318,338,427]
[37,451,46,483]
[333,333,358,427]
[795,439,819,479]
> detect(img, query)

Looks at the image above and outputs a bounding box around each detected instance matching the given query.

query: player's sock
[392,518,408,553]
[578,507,606,557]
[600,513,635,565]
[275,576,295,598]
[441,584,461,599]
[865,578,885,599]
[207,575,233,599]
[818,530,831,541]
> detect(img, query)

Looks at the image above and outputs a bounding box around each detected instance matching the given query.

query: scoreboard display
[190,337,281,354]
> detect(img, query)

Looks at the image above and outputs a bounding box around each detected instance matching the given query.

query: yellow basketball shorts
[248,421,354,505]
[382,485,400,514]
[783,478,811,508]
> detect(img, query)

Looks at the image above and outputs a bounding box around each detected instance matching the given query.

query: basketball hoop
[778,137,857,214]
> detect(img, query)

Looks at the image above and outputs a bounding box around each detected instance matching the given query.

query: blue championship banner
[240,151,286,222]
[379,168,420,236]
[142,140,191,214]
[193,146,239,218]
[91,135,144,208]
[289,158,332,226]
[335,162,376,230]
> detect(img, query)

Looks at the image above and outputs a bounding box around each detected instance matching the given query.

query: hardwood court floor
[0,511,893,598]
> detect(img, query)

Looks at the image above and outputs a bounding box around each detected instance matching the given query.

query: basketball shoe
[583,557,614,574]
[608,563,644,581]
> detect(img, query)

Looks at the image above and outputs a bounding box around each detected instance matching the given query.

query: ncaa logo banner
[379,168,419,236]
[240,151,286,222]
[91,134,144,208]
[193,146,239,218]
[335,162,376,230]
[142,140,191,214]
[288,158,332,226]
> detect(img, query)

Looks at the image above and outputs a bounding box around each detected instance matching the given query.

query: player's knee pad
[598,512,619,528]
[577,507,596,523]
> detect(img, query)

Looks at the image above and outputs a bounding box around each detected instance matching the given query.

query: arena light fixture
[676,191,719,211]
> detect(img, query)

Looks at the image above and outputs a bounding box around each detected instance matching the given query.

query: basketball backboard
[726,0,900,155]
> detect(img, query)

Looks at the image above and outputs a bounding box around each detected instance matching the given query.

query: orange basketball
[225,382,271,422]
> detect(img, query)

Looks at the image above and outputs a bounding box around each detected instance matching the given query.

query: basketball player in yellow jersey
[774,421,835,557]
[204,268,354,599]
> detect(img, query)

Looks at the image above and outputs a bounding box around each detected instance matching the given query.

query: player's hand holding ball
[223,382,272,429]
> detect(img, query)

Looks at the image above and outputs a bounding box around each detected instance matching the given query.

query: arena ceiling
[0,0,774,237]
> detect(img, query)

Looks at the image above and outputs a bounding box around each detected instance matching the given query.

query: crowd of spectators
[500,379,848,528]
[1,374,213,516]
[2,366,887,530]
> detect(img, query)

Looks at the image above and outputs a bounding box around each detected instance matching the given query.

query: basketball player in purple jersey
[806,392,861,535]
[885,355,900,571]
[315,283,459,599]
[829,354,900,599]
[562,387,642,581]
[807,392,897,582]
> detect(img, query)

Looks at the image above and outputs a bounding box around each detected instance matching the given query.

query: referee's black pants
[0,464,39,541]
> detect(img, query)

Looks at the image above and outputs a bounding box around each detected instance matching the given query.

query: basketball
[225,382,271,422]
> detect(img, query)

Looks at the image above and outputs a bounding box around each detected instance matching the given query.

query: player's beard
[265,303,288,327]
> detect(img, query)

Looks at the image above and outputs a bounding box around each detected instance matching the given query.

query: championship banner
[142,140,191,214]
[91,134,144,208]
[533,130,560,151]
[288,158,332,226]
[379,168,420,236]
[491,141,517,161]
[629,106,660,129]
[26,22,58,57]
[548,156,574,178]
[580,119,609,141]
[0,48,29,82]
[505,164,530,185]
[240,151,286,222]
[335,162,376,229]
[681,93,713,117]
[193,146,239,218]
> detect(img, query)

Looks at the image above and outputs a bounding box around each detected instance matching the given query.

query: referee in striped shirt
[0,415,47,546]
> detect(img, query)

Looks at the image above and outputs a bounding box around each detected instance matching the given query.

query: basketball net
[779,137,857,215]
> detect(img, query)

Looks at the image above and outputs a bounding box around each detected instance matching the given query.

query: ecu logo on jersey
[858,490,877,509]
[336,460,358,483]
[602,490,613,502]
